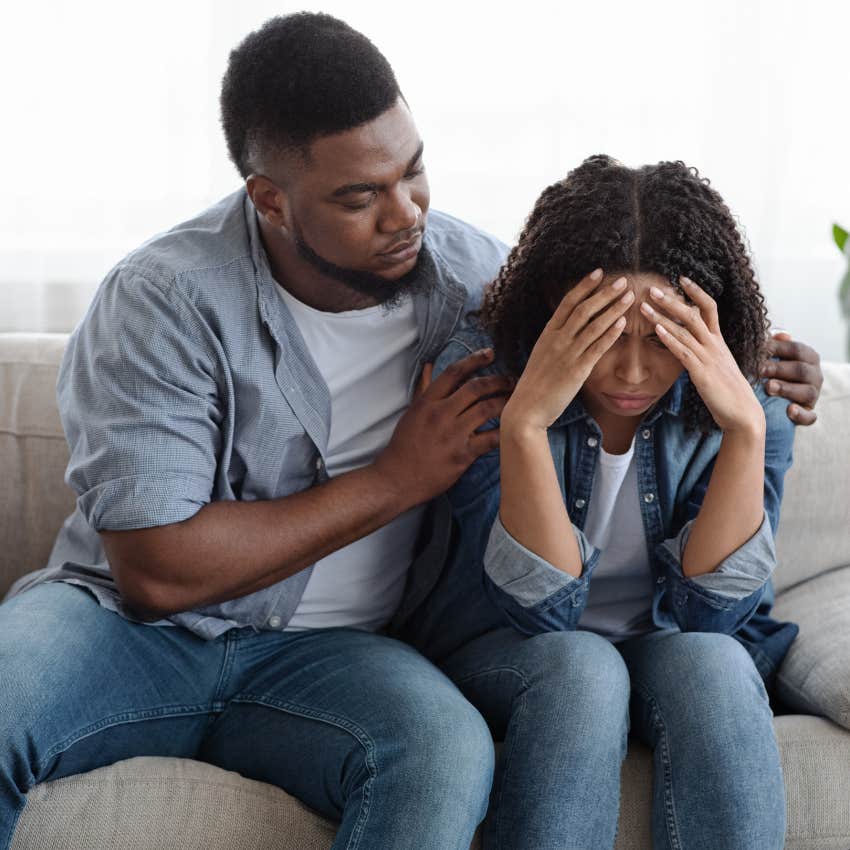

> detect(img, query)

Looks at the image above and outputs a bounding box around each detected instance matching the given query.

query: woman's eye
[647,335,665,347]
[404,167,425,181]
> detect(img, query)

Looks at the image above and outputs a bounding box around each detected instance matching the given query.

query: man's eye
[343,199,373,211]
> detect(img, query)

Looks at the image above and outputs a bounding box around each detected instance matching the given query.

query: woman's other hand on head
[641,277,765,435]
[761,332,823,426]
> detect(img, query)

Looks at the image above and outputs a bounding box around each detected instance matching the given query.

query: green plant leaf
[835,223,849,252]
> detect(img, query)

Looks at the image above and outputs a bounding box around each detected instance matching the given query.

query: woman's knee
[521,630,630,696]
[646,632,768,713]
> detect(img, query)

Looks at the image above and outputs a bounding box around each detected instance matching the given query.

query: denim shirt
[395,319,800,689]
[6,191,508,639]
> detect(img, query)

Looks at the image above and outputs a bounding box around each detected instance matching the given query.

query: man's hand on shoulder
[761,331,823,426]
[373,349,513,510]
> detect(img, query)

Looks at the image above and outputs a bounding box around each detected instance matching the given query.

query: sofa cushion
[774,566,850,732]
[12,716,850,850]
[773,361,850,594]
[0,334,75,597]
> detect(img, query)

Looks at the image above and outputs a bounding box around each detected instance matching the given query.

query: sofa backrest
[1,333,849,598]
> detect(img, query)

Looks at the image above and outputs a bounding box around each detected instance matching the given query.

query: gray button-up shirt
[7,190,507,638]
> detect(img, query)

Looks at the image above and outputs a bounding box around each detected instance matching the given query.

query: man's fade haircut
[220,13,402,178]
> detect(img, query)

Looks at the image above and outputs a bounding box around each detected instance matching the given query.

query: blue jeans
[0,584,494,850]
[438,626,786,850]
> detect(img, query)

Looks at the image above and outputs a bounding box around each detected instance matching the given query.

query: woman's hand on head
[501,268,632,433]
[640,277,765,435]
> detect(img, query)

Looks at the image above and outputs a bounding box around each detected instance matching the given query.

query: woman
[401,156,798,849]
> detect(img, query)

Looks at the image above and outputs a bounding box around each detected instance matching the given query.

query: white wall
[1,0,848,359]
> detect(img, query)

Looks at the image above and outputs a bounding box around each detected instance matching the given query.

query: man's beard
[293,223,432,311]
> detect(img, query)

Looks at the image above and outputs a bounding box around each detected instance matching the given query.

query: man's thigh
[199,627,494,821]
[1,582,226,784]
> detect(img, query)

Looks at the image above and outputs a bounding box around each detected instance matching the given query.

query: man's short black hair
[220,13,402,178]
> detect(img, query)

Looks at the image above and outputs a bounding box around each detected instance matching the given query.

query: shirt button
[644,493,655,504]
[575,498,586,509]
[315,456,324,470]
[268,616,282,628]
[587,437,598,448]
[642,429,651,440]
[656,576,666,584]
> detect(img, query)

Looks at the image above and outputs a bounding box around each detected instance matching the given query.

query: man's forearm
[102,463,414,619]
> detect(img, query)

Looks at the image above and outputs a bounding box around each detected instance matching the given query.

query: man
[0,12,823,849]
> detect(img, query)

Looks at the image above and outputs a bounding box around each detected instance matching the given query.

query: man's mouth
[378,231,423,263]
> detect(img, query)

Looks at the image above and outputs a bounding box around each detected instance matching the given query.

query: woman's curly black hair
[479,155,770,433]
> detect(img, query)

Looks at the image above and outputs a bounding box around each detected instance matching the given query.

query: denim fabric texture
[396,318,800,691]
[0,583,494,850]
[4,192,508,639]
[437,625,785,850]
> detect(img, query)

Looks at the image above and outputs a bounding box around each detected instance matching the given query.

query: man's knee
[376,685,494,815]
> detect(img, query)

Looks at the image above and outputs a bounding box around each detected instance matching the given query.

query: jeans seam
[633,682,682,850]
[211,630,240,706]
[39,705,215,767]
[449,666,529,850]
[232,694,377,850]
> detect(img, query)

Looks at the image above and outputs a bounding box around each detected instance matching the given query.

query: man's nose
[379,185,420,235]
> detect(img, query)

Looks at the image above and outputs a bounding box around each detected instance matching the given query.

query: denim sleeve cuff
[659,511,776,599]
[483,514,596,607]
[78,473,213,531]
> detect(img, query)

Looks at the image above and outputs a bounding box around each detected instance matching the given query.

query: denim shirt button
[643,493,655,503]
[268,616,282,628]
[656,575,666,584]
[575,498,586,509]
[587,437,598,448]
[315,456,324,471]
[642,429,652,440]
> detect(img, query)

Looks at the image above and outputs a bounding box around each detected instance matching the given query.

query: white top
[277,285,427,632]
[578,436,654,641]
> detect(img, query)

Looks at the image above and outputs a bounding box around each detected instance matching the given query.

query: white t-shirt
[277,285,427,632]
[578,436,654,641]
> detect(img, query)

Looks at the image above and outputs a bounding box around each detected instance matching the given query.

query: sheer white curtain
[1,0,848,359]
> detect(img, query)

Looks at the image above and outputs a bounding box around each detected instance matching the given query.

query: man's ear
[246,174,291,232]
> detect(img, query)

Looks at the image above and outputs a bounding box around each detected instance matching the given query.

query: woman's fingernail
[650,286,665,300]
[621,291,635,303]
[591,268,604,281]
[768,380,779,394]
[641,302,655,315]
[613,277,627,290]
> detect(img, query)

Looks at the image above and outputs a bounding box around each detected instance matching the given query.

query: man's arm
[102,350,511,620]
[761,332,823,425]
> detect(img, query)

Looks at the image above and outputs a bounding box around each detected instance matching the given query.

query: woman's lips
[602,393,656,411]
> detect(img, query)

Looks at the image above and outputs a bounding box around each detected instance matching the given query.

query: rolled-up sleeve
[59,265,224,531]
[655,386,795,634]
[482,515,601,634]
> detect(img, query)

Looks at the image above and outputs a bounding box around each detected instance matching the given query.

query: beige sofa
[2,332,850,850]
